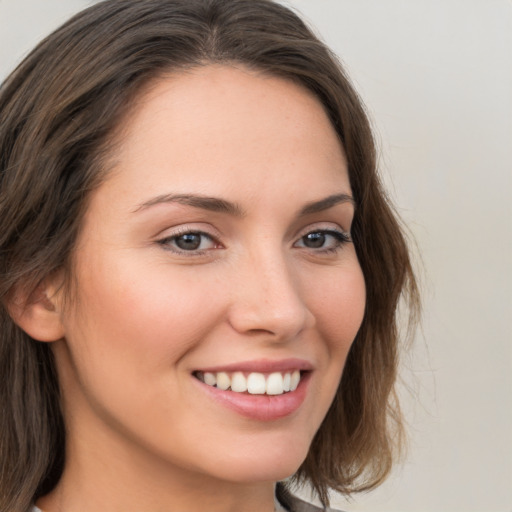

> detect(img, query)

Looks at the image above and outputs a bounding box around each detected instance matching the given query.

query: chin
[196,434,312,484]
[212,459,303,485]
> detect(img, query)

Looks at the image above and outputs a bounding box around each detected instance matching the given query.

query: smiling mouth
[194,370,302,396]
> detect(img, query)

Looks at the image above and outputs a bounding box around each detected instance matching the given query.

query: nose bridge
[228,240,311,339]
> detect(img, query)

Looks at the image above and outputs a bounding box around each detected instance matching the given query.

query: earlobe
[7,279,66,342]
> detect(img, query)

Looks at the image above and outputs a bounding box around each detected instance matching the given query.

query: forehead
[100,64,349,207]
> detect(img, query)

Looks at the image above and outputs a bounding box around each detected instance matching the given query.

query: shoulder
[276,483,346,512]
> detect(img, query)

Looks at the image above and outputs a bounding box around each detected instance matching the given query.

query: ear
[7,275,66,342]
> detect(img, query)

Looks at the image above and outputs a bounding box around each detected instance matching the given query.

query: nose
[226,247,314,341]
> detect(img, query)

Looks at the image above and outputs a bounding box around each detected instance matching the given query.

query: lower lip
[193,373,311,421]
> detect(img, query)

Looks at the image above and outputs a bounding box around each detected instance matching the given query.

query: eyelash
[157,228,219,255]
[294,229,351,253]
[157,227,351,256]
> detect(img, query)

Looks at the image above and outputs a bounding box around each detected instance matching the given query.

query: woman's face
[53,65,366,485]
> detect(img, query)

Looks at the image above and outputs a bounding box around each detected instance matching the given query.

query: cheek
[66,255,226,374]
[306,262,366,356]
[291,260,365,440]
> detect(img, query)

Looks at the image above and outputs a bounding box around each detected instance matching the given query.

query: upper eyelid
[155,223,222,240]
[159,230,218,244]
[295,223,351,239]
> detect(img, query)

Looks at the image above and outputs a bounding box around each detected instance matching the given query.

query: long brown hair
[0,1,419,510]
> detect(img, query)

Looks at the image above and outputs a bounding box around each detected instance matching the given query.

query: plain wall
[1,1,511,511]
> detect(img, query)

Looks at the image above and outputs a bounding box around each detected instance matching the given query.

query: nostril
[227,297,310,340]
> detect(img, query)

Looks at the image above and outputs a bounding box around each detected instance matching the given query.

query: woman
[0,1,419,511]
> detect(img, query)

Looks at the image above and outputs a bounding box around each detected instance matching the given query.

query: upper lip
[194,358,314,374]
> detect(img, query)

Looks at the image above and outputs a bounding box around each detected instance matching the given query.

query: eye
[158,230,219,253]
[294,229,351,252]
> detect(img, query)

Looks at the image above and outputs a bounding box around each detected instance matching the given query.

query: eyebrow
[299,193,355,215]
[133,193,246,216]
[133,192,355,216]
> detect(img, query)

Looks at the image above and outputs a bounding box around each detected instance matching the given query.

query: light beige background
[1,1,511,511]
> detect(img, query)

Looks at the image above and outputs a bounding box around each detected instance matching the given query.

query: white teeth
[266,372,284,395]
[231,372,247,392]
[290,370,300,391]
[247,372,267,394]
[204,372,216,386]
[216,372,231,390]
[283,373,291,392]
[197,370,303,395]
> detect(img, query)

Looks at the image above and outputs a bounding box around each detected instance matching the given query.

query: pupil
[304,232,325,248]
[176,233,201,250]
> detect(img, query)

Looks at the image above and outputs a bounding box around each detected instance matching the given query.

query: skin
[35,65,366,512]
